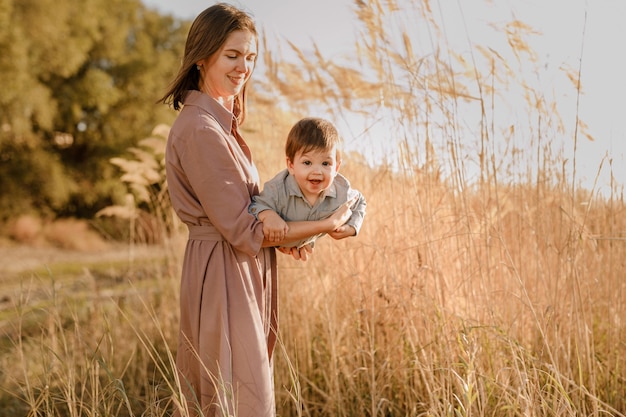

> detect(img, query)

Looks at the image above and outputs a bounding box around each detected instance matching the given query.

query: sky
[142,0,626,197]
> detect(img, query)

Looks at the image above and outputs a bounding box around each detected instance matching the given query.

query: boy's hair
[285,117,342,161]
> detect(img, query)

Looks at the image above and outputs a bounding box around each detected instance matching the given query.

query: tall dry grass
[1,0,624,416]
[259,0,625,415]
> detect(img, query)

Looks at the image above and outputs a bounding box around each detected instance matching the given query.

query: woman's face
[198,30,257,108]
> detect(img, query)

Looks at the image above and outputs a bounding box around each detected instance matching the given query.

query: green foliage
[0,0,187,221]
[0,140,75,219]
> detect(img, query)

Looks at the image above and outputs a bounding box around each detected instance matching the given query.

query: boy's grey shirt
[249,169,367,248]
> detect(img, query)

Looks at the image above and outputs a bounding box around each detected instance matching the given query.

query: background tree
[0,0,187,221]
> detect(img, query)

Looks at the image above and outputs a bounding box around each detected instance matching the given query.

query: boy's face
[287,146,340,204]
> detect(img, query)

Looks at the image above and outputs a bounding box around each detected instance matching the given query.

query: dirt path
[0,244,166,275]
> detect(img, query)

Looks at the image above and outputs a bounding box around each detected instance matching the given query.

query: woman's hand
[277,244,314,261]
[258,210,289,242]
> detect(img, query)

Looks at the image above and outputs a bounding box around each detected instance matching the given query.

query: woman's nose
[236,57,253,73]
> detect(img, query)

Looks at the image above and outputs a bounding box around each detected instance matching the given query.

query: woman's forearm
[261,218,331,248]
[260,198,354,248]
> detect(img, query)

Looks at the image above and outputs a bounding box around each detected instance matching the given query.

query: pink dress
[165,90,277,417]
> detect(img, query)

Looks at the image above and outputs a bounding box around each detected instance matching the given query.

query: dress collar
[183,90,234,135]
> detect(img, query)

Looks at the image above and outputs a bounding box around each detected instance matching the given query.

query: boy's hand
[328,225,356,240]
[258,210,289,242]
[326,197,356,231]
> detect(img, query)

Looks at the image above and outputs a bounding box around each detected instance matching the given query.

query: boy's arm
[329,190,366,240]
[347,190,367,234]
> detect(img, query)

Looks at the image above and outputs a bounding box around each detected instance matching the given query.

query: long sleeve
[166,95,264,257]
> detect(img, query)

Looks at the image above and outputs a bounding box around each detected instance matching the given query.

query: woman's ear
[196,57,209,69]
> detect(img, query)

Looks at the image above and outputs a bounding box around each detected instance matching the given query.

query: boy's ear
[286,157,295,174]
[335,159,342,172]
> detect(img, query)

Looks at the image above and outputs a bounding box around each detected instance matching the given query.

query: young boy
[249,117,367,249]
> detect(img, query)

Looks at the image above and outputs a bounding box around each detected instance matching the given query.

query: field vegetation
[1,0,624,416]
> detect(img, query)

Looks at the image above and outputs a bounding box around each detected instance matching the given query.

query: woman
[160,4,353,416]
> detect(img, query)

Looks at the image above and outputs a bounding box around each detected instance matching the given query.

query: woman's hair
[285,118,343,162]
[159,3,257,124]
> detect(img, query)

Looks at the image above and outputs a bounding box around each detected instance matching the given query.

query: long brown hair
[159,3,257,124]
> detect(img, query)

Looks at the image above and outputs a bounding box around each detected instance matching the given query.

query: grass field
[1,0,625,415]
[1,131,624,416]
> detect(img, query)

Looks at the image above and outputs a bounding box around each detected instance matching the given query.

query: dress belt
[187,224,224,241]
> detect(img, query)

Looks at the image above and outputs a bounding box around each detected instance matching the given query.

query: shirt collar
[284,170,338,200]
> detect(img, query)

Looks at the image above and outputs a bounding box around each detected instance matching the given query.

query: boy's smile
[287,147,341,206]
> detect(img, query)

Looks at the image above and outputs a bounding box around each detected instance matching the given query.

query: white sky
[142,0,626,197]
